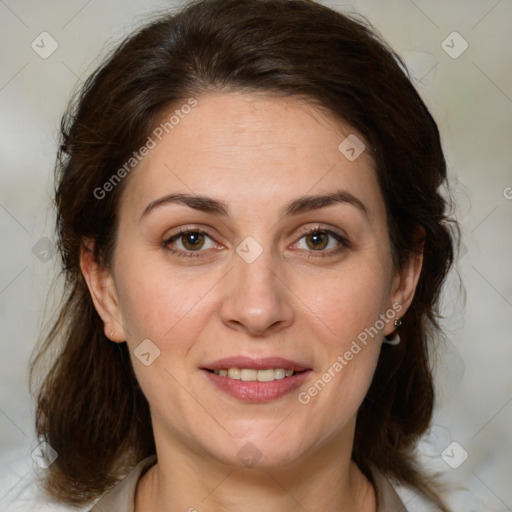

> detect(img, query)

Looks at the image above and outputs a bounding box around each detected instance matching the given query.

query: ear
[385,233,424,337]
[80,239,127,342]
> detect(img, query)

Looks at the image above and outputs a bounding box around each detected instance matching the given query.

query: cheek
[112,256,222,419]
[291,254,391,411]
[293,277,385,444]
[299,256,393,346]
[114,252,220,343]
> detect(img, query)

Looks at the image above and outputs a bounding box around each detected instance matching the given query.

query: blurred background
[0,0,511,510]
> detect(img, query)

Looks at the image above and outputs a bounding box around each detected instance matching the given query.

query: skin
[81,92,422,512]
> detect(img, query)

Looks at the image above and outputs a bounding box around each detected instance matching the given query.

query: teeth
[213,368,296,381]
[227,368,241,379]
[274,368,285,380]
[256,369,276,382]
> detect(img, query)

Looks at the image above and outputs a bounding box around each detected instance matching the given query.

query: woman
[29,0,458,510]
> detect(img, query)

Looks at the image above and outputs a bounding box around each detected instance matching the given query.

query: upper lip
[202,356,311,372]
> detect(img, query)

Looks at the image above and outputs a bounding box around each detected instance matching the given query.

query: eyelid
[290,225,350,253]
[163,223,350,259]
[162,226,224,256]
[293,224,347,240]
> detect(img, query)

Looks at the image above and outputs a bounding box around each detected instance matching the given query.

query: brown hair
[29,0,458,509]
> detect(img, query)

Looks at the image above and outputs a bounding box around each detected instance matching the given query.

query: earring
[110,329,115,340]
[383,318,402,345]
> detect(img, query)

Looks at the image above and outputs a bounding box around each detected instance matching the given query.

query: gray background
[0,0,511,510]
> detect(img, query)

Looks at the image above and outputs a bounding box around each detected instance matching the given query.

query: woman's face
[88,92,418,469]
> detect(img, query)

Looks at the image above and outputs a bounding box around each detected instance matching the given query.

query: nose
[220,249,295,337]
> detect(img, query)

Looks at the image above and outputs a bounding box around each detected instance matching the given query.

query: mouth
[200,356,312,402]
[204,367,304,381]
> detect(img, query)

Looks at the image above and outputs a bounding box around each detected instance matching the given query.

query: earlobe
[80,240,126,343]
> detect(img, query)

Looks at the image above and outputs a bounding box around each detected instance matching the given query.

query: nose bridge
[234,233,277,283]
[233,241,280,306]
[237,250,276,294]
[221,238,293,334]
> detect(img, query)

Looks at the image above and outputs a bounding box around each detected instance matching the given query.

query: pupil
[308,232,327,250]
[184,232,203,249]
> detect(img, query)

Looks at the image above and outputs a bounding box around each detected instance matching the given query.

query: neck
[135,430,376,512]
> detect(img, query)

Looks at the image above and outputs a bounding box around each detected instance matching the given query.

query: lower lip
[202,369,311,402]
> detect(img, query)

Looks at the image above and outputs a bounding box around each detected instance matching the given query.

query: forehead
[119,92,384,221]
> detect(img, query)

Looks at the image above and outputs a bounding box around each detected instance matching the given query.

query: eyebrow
[141,193,229,219]
[140,190,368,220]
[285,191,368,216]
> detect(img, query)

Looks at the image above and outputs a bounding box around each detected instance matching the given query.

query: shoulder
[370,468,409,512]
[87,455,157,512]
[369,466,447,512]
[0,452,157,512]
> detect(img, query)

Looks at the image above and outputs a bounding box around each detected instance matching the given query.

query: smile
[211,367,296,381]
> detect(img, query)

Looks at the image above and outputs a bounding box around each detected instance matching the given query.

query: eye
[293,228,348,255]
[163,226,348,259]
[164,229,219,257]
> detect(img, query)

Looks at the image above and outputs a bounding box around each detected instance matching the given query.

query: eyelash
[163,226,350,259]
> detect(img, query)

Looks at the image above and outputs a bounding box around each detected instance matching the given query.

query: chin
[197,429,311,470]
